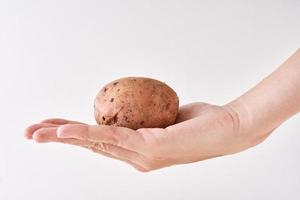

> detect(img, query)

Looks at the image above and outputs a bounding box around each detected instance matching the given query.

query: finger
[32,127,89,146]
[175,102,210,123]
[24,123,58,139]
[57,124,146,152]
[40,118,86,125]
[32,126,149,172]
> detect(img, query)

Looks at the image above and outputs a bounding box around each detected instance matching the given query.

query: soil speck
[113,82,119,86]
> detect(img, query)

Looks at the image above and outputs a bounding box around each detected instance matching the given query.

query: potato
[94,77,179,130]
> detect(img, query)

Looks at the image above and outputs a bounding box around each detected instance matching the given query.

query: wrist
[223,49,300,149]
[223,100,259,148]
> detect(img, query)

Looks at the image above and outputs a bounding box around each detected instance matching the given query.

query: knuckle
[100,143,109,152]
[87,143,103,153]
[89,147,98,153]
[91,142,109,152]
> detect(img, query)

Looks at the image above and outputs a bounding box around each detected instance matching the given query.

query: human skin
[24,49,300,172]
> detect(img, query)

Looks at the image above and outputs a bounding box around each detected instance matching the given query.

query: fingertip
[32,131,46,143]
[24,123,59,140]
[31,127,59,143]
[24,132,32,140]
[24,129,31,139]
[24,125,35,140]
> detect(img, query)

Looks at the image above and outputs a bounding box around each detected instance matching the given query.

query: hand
[24,102,266,172]
[24,50,300,172]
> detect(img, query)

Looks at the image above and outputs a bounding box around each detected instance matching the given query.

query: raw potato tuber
[94,77,179,130]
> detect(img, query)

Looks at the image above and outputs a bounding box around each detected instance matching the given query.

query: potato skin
[94,77,179,130]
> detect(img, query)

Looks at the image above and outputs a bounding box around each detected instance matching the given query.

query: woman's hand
[24,102,261,172]
[24,49,300,172]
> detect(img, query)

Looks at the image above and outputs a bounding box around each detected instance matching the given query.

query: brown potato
[94,77,179,130]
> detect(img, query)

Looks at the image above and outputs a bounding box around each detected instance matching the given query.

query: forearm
[227,49,300,140]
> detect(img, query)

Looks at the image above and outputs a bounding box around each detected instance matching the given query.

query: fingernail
[57,124,87,138]
[56,127,65,138]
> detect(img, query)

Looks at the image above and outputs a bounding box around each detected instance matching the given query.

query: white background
[0,0,300,199]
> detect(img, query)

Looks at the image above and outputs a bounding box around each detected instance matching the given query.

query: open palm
[25,102,261,172]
